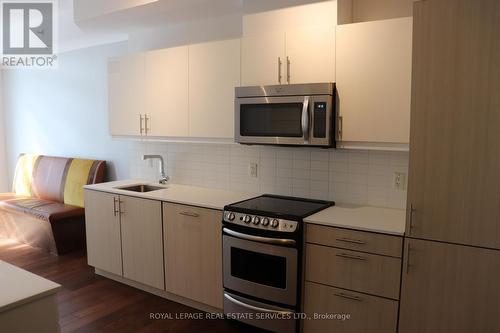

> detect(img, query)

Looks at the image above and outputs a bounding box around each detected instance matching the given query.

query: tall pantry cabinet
[399,0,500,332]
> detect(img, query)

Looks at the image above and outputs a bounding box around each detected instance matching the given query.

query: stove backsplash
[129,142,408,209]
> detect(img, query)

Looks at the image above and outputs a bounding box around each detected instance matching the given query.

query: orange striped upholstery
[12,154,106,207]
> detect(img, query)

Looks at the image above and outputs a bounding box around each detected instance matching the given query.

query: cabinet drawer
[305,244,401,299]
[303,281,398,333]
[306,224,403,257]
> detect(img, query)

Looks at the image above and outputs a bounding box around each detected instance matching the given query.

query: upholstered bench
[0,154,106,255]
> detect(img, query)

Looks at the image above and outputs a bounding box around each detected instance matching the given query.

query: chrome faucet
[142,155,169,184]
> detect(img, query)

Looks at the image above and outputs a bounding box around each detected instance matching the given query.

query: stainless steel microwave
[235,83,336,147]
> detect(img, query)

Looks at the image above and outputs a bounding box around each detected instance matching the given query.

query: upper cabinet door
[189,39,240,138]
[241,32,286,86]
[336,17,413,144]
[108,54,145,136]
[285,25,335,84]
[407,0,500,249]
[145,46,189,137]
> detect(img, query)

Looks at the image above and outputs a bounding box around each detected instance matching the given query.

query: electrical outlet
[393,172,406,190]
[248,163,258,178]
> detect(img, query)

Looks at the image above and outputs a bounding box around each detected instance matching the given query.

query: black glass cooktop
[226,194,334,220]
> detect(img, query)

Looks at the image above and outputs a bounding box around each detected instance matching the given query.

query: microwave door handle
[301,96,310,143]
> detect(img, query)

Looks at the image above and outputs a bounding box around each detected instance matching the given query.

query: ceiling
[59,0,328,52]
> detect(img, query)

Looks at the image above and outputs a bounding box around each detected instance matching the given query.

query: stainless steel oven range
[222,195,334,333]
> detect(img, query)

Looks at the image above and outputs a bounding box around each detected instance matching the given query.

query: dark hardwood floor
[0,238,258,333]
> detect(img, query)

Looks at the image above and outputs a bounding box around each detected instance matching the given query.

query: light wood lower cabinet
[306,224,403,258]
[84,190,164,289]
[305,243,401,299]
[303,224,402,333]
[399,238,500,333]
[120,196,164,290]
[303,281,398,333]
[84,190,122,276]
[163,203,223,308]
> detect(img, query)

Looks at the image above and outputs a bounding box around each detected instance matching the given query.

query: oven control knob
[227,212,235,221]
[253,217,261,225]
[271,219,279,228]
[243,215,252,223]
[261,218,270,226]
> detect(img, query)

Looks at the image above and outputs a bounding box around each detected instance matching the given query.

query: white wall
[3,42,130,182]
[0,71,8,191]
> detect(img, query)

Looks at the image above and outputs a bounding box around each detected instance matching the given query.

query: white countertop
[84,180,257,211]
[0,261,61,313]
[85,180,405,235]
[304,203,406,236]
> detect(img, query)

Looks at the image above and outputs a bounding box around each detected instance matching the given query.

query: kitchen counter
[0,260,60,313]
[85,180,405,235]
[84,180,257,211]
[304,203,406,236]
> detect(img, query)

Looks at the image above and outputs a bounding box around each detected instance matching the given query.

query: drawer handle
[336,253,367,261]
[336,237,366,245]
[179,212,199,218]
[334,292,363,302]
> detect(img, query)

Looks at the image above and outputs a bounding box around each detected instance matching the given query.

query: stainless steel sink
[116,184,165,193]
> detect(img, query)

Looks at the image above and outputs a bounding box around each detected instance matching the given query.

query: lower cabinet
[84,190,164,289]
[399,238,500,333]
[303,281,398,333]
[120,196,164,290]
[303,224,402,333]
[84,190,122,276]
[163,203,223,309]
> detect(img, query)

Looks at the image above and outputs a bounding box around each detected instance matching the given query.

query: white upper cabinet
[145,46,189,137]
[241,28,335,86]
[241,32,286,86]
[108,53,145,136]
[241,1,336,86]
[285,25,336,84]
[189,39,241,138]
[336,17,413,146]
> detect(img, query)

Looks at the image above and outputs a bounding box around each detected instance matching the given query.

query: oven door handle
[224,293,294,315]
[223,228,296,246]
[301,96,310,143]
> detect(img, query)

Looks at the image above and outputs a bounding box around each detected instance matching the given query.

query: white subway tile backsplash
[129,142,409,209]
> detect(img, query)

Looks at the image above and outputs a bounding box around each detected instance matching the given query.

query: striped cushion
[11,154,106,208]
[63,159,105,207]
[12,154,39,196]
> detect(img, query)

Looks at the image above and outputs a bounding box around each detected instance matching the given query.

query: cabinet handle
[334,292,363,302]
[278,57,283,84]
[405,243,412,274]
[336,253,367,261]
[286,56,291,84]
[119,200,124,214]
[113,197,119,216]
[145,114,150,135]
[335,237,366,245]
[179,211,199,218]
[338,115,343,140]
[408,204,415,235]
[139,114,144,135]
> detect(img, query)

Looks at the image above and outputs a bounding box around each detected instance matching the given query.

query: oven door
[223,228,298,306]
